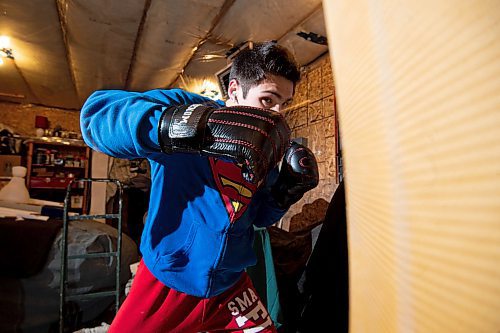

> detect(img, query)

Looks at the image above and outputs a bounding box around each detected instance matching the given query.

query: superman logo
[209,158,257,222]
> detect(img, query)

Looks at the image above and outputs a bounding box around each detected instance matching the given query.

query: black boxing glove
[271,141,319,209]
[158,104,290,183]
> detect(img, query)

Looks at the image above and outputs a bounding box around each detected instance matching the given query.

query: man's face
[228,74,294,112]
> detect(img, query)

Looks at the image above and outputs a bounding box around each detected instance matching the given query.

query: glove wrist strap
[159,104,213,154]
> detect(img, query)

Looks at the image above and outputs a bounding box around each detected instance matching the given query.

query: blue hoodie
[80,89,287,297]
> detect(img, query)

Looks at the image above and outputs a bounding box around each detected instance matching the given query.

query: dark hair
[229,41,301,98]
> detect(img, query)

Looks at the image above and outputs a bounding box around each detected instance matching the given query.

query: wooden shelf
[32,164,86,169]
[23,136,87,147]
[25,141,92,214]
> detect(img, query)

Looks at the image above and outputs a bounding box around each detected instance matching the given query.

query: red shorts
[109,260,277,333]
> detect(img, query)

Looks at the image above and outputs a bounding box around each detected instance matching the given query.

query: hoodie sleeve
[80,88,223,159]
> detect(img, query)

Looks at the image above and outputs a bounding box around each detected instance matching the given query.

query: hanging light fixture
[180,74,221,100]
[0,36,14,65]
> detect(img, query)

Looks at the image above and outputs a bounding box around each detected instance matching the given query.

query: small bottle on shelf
[65,155,74,167]
[49,149,57,165]
[79,154,87,168]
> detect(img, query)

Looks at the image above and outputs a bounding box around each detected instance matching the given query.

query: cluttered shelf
[24,138,91,214]
[0,135,92,214]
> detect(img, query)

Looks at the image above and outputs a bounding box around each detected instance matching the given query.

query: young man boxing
[80,41,319,332]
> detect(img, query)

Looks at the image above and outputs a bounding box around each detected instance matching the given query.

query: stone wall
[0,102,81,137]
[280,54,339,231]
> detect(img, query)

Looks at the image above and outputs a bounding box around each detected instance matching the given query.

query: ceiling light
[181,75,221,100]
[0,36,10,48]
[0,35,14,65]
[198,79,221,100]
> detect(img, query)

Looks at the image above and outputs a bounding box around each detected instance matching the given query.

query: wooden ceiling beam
[276,3,323,42]
[125,0,152,90]
[55,0,80,104]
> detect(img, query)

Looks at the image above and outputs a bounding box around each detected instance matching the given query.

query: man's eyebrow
[263,90,282,99]
[263,90,292,104]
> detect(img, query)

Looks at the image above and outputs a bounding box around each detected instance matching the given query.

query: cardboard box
[0,155,22,177]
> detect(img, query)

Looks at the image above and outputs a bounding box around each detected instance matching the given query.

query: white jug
[0,166,30,203]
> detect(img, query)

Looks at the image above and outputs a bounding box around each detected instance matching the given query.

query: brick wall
[280,54,339,231]
[0,102,81,137]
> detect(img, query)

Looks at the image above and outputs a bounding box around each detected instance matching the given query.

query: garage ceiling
[0,0,328,110]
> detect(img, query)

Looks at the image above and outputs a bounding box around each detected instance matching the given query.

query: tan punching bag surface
[323,0,500,332]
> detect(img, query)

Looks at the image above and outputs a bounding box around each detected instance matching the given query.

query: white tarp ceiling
[0,0,327,109]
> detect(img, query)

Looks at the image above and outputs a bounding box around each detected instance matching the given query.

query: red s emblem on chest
[209,158,257,222]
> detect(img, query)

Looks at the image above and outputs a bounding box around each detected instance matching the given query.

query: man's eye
[262,98,273,107]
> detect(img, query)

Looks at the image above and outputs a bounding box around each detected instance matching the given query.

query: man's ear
[226,79,240,105]
[227,79,239,98]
